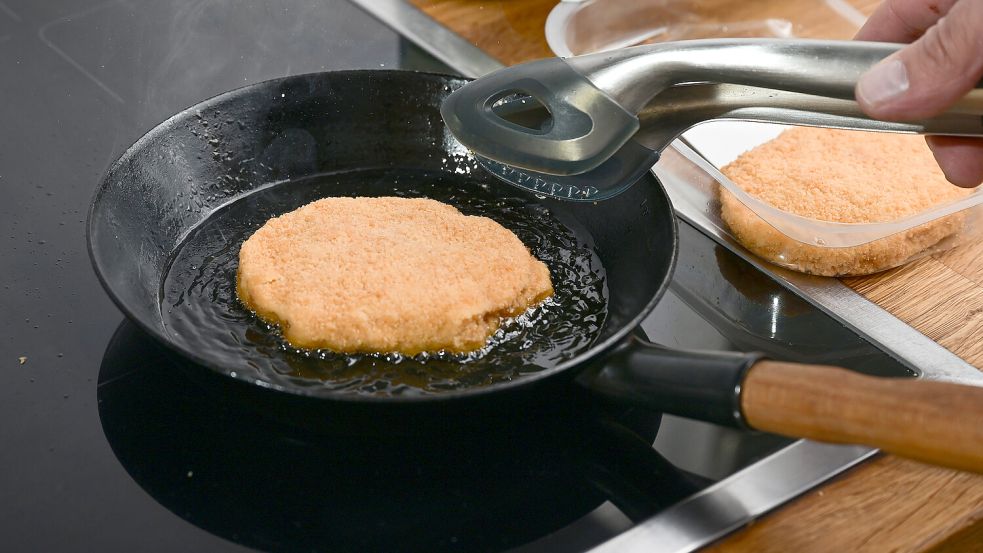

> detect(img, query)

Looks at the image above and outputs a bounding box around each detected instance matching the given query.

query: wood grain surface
[845,241,983,368]
[407,0,983,550]
[706,455,983,553]
[742,361,983,473]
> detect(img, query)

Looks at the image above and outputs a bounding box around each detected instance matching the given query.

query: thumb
[856,0,983,120]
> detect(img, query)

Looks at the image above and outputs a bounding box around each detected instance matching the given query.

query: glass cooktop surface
[0,1,911,552]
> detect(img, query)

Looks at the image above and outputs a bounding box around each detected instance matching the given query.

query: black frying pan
[98,320,710,552]
[88,71,983,472]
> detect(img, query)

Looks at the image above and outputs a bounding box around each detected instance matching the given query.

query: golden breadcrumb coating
[720,127,975,276]
[236,196,553,354]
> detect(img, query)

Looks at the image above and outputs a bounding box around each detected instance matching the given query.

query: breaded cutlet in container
[653,122,983,277]
[548,0,983,277]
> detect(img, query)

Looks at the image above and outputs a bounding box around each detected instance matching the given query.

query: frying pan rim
[86,69,679,404]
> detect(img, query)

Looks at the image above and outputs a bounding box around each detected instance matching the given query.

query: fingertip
[855,58,911,118]
[855,0,983,121]
[926,136,983,188]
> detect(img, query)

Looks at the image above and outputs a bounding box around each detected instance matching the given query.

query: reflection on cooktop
[0,1,18,42]
[665,224,916,377]
[97,322,710,553]
[37,0,400,112]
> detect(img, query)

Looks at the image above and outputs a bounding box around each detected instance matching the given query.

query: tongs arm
[569,38,906,113]
[443,38,983,178]
[442,38,983,202]
[634,82,983,152]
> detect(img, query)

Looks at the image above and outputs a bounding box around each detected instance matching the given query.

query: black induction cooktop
[0,2,912,552]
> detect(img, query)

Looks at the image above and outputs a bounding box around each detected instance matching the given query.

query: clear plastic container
[654,122,983,276]
[545,0,983,277]
[545,0,869,57]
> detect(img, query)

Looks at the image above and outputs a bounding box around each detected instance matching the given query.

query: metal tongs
[441,39,983,201]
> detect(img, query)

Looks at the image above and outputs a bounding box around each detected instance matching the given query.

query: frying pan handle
[586,337,983,473]
[742,361,983,474]
[584,336,763,428]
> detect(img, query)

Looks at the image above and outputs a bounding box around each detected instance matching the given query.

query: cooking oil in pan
[161,169,608,396]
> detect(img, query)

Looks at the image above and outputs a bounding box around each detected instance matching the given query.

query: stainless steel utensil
[441,39,983,201]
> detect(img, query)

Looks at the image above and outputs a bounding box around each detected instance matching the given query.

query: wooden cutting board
[408,1,983,551]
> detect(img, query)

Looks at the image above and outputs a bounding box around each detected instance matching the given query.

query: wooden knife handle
[742,361,983,473]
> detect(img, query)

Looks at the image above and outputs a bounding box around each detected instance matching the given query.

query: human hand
[854,0,983,187]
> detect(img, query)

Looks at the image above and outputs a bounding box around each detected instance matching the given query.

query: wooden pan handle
[742,361,983,473]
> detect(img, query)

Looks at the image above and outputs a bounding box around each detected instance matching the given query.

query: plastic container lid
[545,0,867,58]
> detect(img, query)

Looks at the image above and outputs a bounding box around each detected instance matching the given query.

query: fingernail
[857,58,909,107]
